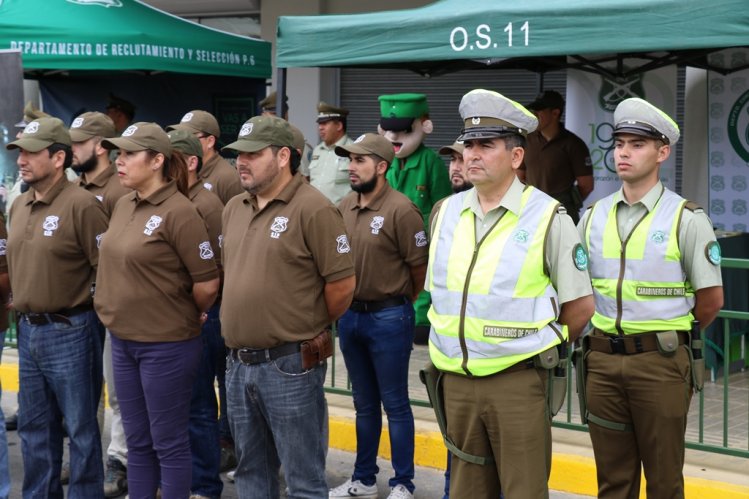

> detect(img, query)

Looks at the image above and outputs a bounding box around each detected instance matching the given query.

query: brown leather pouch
[301,329,333,369]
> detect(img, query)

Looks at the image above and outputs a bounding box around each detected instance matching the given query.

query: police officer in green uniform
[427,89,594,499]
[578,98,724,499]
[309,102,353,204]
[379,93,452,341]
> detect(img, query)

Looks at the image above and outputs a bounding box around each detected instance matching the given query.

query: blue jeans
[18,309,104,499]
[338,303,416,492]
[111,334,202,499]
[226,351,327,499]
[189,305,224,498]
[0,330,9,499]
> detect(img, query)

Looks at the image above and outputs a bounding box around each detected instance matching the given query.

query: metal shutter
[340,67,566,150]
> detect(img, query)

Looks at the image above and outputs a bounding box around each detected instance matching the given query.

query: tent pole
[277,67,287,119]
[537,72,545,93]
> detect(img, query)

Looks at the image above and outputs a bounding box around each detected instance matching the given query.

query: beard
[351,175,377,194]
[452,178,473,193]
[72,152,98,174]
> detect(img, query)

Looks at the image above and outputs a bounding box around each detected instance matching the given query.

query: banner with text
[566,64,678,207]
[707,56,749,232]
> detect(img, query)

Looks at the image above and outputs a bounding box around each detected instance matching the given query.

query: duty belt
[230,342,301,365]
[22,303,94,326]
[588,329,688,355]
[349,295,408,313]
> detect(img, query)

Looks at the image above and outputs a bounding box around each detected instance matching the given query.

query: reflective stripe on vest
[586,188,694,335]
[427,187,566,376]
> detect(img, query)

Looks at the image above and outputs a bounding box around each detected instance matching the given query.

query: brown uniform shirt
[77,165,131,218]
[200,153,243,205]
[8,175,109,313]
[94,181,219,342]
[189,182,224,265]
[339,183,428,301]
[0,214,8,331]
[221,173,355,349]
[521,126,592,195]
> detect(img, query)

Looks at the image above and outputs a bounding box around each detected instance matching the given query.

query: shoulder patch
[684,201,704,213]
[573,243,588,271]
[705,241,721,266]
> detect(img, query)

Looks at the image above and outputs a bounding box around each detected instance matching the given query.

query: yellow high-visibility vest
[585,188,694,335]
[428,187,567,376]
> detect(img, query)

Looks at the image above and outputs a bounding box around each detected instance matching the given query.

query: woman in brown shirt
[95,123,219,499]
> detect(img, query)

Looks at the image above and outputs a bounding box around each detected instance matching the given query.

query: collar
[320,134,351,151]
[614,181,664,212]
[242,172,304,210]
[188,181,203,201]
[25,174,70,206]
[79,165,116,188]
[132,180,178,206]
[463,176,526,218]
[349,182,391,211]
[199,152,220,179]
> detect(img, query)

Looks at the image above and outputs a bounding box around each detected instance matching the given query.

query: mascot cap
[378,93,429,131]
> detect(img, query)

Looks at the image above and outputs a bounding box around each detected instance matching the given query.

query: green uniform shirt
[578,181,723,291]
[309,135,353,204]
[386,144,452,228]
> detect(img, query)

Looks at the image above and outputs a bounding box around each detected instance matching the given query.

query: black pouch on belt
[301,329,333,369]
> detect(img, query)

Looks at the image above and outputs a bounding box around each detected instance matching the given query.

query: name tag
[636,286,686,297]
[416,185,427,191]
[483,326,538,338]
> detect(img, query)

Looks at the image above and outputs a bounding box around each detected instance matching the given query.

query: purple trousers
[111,334,202,499]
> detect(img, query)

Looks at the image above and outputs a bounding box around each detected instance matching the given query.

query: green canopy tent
[276,0,749,79]
[0,0,271,78]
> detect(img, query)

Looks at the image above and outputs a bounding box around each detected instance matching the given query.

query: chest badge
[144,215,163,236]
[650,230,666,244]
[42,215,60,237]
[513,229,529,244]
[270,216,288,239]
[203,182,213,191]
[370,216,384,235]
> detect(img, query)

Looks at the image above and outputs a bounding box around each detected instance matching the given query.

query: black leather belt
[349,296,408,313]
[589,329,688,355]
[230,342,301,366]
[22,304,93,326]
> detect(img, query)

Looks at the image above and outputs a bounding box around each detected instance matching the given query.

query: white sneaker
[387,484,413,499]
[329,478,378,498]
[226,469,235,482]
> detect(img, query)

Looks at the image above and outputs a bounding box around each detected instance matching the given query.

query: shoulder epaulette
[684,201,703,213]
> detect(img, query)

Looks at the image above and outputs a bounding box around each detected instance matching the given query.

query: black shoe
[219,446,237,473]
[104,457,128,498]
[5,412,17,432]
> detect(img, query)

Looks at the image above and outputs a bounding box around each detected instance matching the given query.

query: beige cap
[458,89,538,141]
[287,123,306,153]
[15,102,50,129]
[613,98,680,145]
[101,122,172,159]
[69,112,116,142]
[316,101,349,123]
[335,133,395,164]
[7,117,71,152]
[439,141,465,156]
[167,110,221,138]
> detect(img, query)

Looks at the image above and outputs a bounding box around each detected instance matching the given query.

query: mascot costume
[378,93,452,343]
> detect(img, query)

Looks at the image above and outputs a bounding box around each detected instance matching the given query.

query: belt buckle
[238,348,270,365]
[609,336,626,354]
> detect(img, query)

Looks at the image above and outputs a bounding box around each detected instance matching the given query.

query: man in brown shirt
[168,110,243,204]
[6,117,109,498]
[71,111,131,217]
[330,134,427,499]
[518,90,594,224]
[168,128,228,497]
[221,115,355,498]
[70,110,132,497]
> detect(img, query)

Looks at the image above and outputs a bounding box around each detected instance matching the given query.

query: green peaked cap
[378,93,429,119]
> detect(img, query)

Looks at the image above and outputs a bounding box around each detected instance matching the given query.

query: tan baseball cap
[101,122,172,159]
[69,112,116,142]
[7,117,71,152]
[288,123,306,153]
[167,110,221,138]
[335,133,395,164]
[222,116,294,153]
[15,101,50,129]
[439,141,465,156]
[167,129,203,159]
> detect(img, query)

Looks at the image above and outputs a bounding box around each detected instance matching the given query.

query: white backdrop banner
[707,59,749,232]
[566,63,678,208]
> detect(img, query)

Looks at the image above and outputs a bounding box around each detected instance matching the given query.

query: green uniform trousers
[586,347,693,499]
[443,367,551,499]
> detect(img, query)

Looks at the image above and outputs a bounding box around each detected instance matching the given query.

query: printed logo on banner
[726,88,749,162]
[598,74,645,112]
[67,0,123,7]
